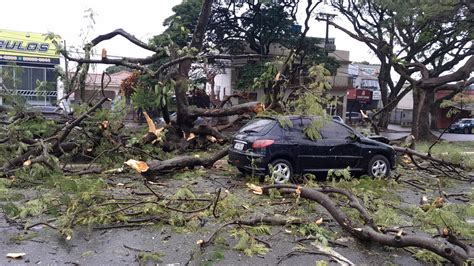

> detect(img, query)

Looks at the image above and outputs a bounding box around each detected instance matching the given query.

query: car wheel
[368,155,390,178]
[463,128,470,134]
[269,159,293,184]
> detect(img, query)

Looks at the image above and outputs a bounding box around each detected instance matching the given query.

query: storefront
[0,29,60,106]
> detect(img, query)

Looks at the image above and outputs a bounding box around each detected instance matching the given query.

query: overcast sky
[1,0,378,72]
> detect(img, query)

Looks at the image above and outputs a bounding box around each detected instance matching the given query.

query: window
[239,119,275,135]
[1,66,50,91]
[321,122,353,139]
[46,68,57,91]
[0,65,15,89]
[361,79,379,90]
[31,68,44,91]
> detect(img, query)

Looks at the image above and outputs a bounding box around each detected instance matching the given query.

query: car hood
[367,135,390,144]
[359,136,393,149]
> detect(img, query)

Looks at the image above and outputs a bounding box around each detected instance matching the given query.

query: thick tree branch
[418,56,474,89]
[89,28,162,53]
[253,184,472,265]
[126,148,229,180]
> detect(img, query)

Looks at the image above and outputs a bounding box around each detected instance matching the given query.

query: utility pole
[318,12,337,56]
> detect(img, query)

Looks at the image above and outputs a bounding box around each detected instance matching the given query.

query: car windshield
[238,119,275,134]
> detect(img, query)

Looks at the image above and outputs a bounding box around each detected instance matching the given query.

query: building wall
[397,89,413,110]
[327,50,350,118]
[209,41,351,119]
[70,71,131,107]
[0,29,60,106]
[346,63,382,112]
[389,108,413,126]
[206,67,232,102]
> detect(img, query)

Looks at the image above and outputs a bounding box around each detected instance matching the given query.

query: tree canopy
[330,0,473,139]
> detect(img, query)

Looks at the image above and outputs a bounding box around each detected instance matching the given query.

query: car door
[320,121,363,170]
[288,118,332,173]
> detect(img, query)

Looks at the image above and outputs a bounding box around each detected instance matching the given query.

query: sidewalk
[386,124,411,133]
[380,124,474,142]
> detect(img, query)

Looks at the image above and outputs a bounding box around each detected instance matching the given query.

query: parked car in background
[228,116,396,183]
[345,112,363,123]
[332,115,344,123]
[449,118,474,134]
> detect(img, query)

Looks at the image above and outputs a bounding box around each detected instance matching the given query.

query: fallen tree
[125,147,229,180]
[249,184,473,265]
[0,96,110,175]
[392,145,469,180]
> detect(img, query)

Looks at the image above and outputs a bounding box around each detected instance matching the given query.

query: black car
[228,116,396,183]
[449,118,474,134]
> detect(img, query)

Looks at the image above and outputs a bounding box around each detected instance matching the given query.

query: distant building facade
[70,71,132,108]
[390,88,413,127]
[207,38,351,120]
[346,63,382,113]
[0,29,60,106]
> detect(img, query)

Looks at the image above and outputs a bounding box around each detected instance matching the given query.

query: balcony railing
[0,88,57,97]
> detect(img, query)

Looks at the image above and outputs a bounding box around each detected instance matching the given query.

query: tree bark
[376,109,391,130]
[412,87,436,141]
[175,0,214,131]
[126,147,229,180]
[254,184,472,265]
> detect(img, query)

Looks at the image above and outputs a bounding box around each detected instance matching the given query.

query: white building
[346,63,382,112]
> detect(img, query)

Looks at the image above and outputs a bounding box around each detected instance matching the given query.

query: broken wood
[251,184,472,265]
[392,145,468,180]
[125,147,229,180]
[0,97,110,174]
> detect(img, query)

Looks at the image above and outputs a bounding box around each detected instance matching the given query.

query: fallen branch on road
[393,146,469,180]
[125,147,229,181]
[250,184,472,265]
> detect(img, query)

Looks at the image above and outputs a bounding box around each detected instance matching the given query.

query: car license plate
[234,142,244,150]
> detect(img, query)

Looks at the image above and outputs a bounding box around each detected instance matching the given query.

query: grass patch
[416,141,474,168]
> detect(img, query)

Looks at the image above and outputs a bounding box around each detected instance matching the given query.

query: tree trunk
[412,87,435,141]
[376,108,391,130]
[175,0,213,130]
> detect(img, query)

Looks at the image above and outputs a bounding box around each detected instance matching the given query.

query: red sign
[347,88,357,100]
[356,89,373,103]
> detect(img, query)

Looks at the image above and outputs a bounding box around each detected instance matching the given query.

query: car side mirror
[346,134,359,143]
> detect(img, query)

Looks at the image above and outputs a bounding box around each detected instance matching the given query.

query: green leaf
[2,202,20,217]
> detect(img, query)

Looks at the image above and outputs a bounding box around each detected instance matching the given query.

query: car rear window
[238,119,275,135]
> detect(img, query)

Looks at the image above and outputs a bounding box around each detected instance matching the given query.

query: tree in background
[207,0,300,54]
[330,0,473,140]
